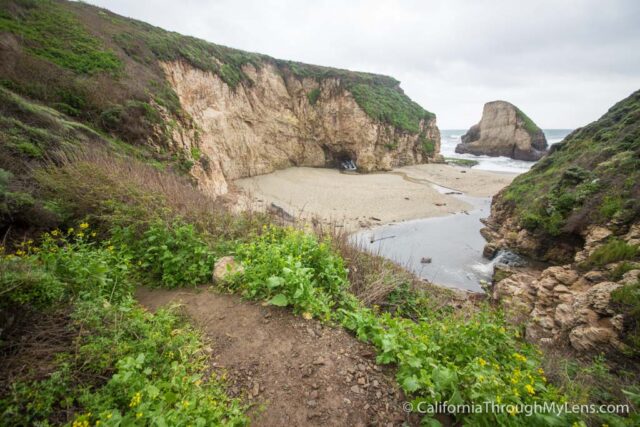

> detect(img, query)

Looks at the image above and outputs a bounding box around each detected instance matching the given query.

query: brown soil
[136,287,419,427]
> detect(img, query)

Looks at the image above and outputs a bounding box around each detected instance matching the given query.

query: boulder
[212,256,244,283]
[569,325,619,352]
[455,101,548,161]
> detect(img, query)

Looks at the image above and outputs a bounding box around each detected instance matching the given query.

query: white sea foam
[440,129,573,175]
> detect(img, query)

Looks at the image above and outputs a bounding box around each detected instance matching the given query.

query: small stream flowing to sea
[350,129,572,292]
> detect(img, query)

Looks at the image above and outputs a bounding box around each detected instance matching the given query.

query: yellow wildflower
[107,245,114,251]
[525,384,535,395]
[302,312,313,320]
[91,232,97,237]
[67,227,74,234]
[51,230,60,236]
[499,326,506,334]
[508,406,518,416]
[496,396,502,404]
[129,391,142,408]
[80,222,89,229]
[513,352,527,362]
[478,358,487,367]
[136,412,143,419]
[77,232,85,238]
[15,249,25,257]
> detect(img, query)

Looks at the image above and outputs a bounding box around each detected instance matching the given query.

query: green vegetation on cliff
[515,107,542,136]
[501,89,640,237]
[0,0,433,145]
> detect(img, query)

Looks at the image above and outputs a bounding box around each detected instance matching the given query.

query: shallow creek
[350,184,499,292]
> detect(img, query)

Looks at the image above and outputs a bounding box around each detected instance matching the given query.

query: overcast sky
[86,0,640,129]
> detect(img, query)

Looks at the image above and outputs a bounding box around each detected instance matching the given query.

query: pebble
[313,357,326,365]
[357,377,366,385]
[350,385,360,394]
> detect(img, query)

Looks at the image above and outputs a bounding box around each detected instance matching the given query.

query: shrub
[611,281,640,355]
[307,87,321,105]
[600,195,624,219]
[231,226,349,319]
[584,238,639,268]
[1,299,247,426]
[340,306,577,425]
[0,256,65,309]
[418,132,436,156]
[113,220,215,288]
[0,225,247,426]
[0,224,133,307]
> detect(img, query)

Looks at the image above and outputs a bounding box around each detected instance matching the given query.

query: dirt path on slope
[136,288,419,427]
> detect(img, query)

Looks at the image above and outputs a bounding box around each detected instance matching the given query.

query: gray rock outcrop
[456,101,548,161]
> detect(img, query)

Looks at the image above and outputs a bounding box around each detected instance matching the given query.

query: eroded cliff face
[485,221,638,354]
[481,91,640,356]
[161,61,441,196]
[456,101,547,161]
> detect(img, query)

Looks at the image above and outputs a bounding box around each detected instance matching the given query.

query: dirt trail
[136,288,417,426]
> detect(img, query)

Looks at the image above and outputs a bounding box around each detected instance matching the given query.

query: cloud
[86,0,640,128]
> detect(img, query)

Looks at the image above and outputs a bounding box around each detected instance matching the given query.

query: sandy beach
[234,164,516,230]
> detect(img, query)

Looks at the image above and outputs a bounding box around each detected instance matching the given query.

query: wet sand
[234,164,516,231]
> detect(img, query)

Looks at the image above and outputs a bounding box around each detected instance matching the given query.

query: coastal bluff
[456,101,548,161]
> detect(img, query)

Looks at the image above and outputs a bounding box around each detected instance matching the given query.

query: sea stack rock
[456,101,548,161]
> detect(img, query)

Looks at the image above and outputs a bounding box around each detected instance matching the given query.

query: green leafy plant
[0,224,247,426]
[307,87,321,105]
[230,225,349,319]
[113,220,215,288]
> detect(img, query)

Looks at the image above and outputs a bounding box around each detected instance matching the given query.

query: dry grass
[0,307,74,388]
[541,346,639,422]
[312,220,460,314]
[34,147,271,242]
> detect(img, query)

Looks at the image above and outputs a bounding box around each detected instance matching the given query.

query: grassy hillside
[499,89,640,239]
[0,1,638,426]
[0,0,433,148]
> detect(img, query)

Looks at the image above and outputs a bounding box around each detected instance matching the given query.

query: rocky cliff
[162,60,440,196]
[482,90,640,356]
[456,101,547,161]
[0,0,440,199]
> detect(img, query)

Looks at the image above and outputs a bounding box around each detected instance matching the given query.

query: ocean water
[440,129,573,174]
[351,192,493,292]
[350,128,575,291]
